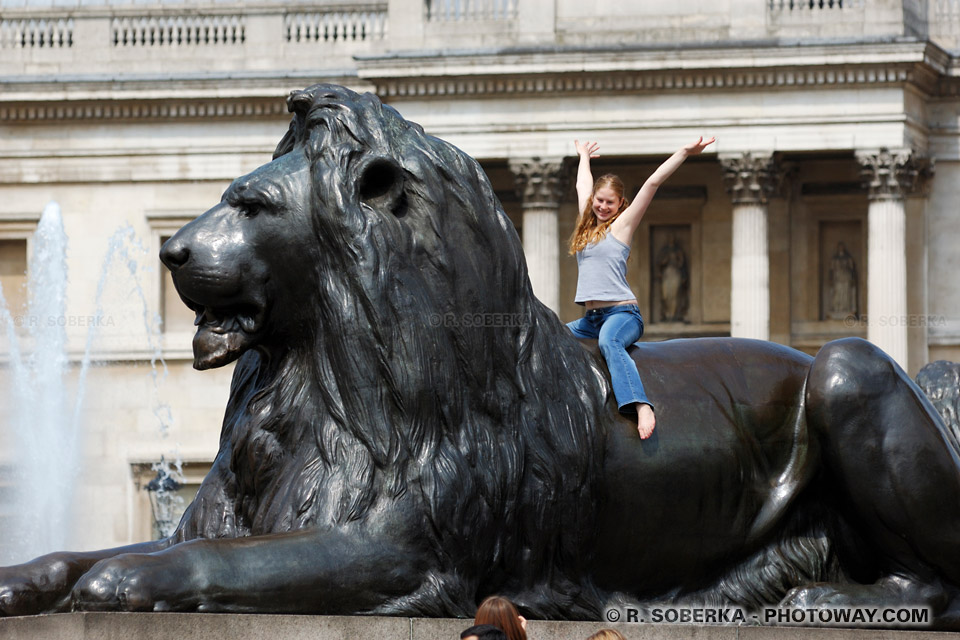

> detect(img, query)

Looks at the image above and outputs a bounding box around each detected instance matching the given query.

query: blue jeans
[566,304,654,415]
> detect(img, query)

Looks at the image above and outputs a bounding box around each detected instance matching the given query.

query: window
[132,461,210,541]
[159,234,196,334]
[0,239,27,325]
[146,212,198,354]
[0,211,40,340]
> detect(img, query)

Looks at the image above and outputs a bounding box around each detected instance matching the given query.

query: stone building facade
[0,0,958,555]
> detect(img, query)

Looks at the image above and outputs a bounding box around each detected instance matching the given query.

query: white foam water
[0,202,179,564]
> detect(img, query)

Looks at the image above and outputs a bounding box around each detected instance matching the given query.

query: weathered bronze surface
[1,85,958,624]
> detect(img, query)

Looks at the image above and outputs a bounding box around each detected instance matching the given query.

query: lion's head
[161,146,315,370]
[163,84,614,617]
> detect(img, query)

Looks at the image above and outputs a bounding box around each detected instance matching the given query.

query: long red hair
[474,595,527,640]
[568,174,629,255]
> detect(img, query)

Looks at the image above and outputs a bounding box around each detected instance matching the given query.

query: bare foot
[637,403,656,439]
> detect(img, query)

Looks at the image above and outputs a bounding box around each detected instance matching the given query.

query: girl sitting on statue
[567,136,715,439]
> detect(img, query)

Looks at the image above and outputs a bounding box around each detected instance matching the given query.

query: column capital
[508,157,568,209]
[719,152,785,205]
[856,148,934,201]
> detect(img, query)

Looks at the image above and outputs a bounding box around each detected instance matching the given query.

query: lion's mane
[178,84,614,618]
[917,360,960,446]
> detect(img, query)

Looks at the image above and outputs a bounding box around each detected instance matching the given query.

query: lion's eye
[237,203,260,218]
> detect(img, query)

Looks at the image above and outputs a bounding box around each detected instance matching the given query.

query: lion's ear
[359,157,406,218]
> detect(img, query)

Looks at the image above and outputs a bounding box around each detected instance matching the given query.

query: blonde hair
[585,630,627,640]
[568,174,629,255]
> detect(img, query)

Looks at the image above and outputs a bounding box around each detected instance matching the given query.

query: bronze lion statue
[2,84,960,624]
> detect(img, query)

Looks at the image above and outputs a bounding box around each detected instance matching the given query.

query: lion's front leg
[72,528,430,613]
[0,539,173,616]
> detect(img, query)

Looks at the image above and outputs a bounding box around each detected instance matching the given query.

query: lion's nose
[160,235,190,272]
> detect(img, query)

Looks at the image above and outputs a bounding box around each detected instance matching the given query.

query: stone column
[721,153,782,340]
[856,148,933,369]
[509,158,566,313]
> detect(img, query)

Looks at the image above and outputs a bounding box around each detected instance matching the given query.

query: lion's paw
[0,578,42,617]
[0,558,72,616]
[71,555,164,612]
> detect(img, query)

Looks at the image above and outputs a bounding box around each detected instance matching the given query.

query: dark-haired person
[567,136,715,439]
[461,623,508,640]
[474,595,527,640]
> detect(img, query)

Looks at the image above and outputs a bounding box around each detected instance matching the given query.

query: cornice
[369,63,930,100]
[359,41,947,100]
[0,96,290,123]
[358,40,938,74]
[0,41,954,123]
[0,74,374,123]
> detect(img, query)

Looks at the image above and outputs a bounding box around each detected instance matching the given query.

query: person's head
[586,630,627,640]
[569,174,630,254]
[461,624,508,640]
[589,174,627,223]
[474,595,527,640]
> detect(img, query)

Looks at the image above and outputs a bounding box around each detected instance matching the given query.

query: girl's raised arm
[611,136,715,242]
[574,139,600,217]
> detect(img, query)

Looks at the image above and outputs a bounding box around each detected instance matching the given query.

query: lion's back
[575,336,812,414]
[586,337,817,591]
[633,337,812,402]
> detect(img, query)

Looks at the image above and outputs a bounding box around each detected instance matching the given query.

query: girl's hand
[683,136,716,156]
[575,139,600,159]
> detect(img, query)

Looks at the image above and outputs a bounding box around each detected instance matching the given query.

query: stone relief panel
[818,220,863,322]
[630,189,710,337]
[789,174,868,355]
[650,224,692,324]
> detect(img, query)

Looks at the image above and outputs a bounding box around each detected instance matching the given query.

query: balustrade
[426,0,517,22]
[767,0,861,10]
[111,15,244,47]
[285,8,387,43]
[0,17,73,49]
[1,0,958,73]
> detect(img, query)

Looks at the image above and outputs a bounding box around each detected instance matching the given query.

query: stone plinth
[0,613,957,640]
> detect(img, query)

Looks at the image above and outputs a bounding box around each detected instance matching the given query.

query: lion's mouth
[184,299,265,370]
[194,306,262,335]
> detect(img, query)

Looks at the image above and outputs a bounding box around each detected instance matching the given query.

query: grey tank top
[575,233,635,305]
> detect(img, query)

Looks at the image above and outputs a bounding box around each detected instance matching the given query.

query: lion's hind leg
[797,337,960,615]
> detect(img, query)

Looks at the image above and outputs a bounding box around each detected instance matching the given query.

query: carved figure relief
[656,234,689,322]
[827,241,858,320]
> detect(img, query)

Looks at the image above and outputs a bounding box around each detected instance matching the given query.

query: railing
[1,0,954,71]
[285,8,387,43]
[767,0,858,9]
[111,15,245,46]
[426,0,518,22]
[0,17,73,49]
[766,0,869,37]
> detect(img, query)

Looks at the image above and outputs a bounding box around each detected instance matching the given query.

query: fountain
[0,202,175,565]
[0,202,78,564]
